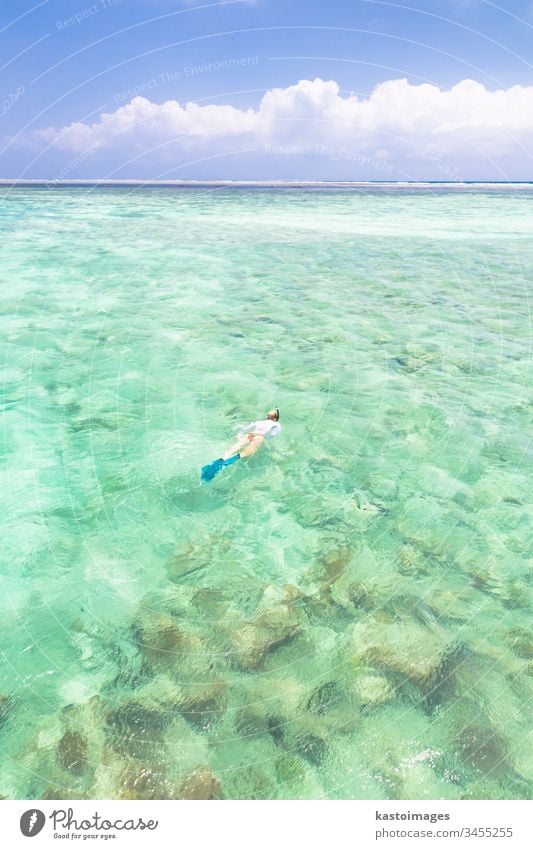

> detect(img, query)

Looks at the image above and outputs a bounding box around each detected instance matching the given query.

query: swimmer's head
[267,409,280,421]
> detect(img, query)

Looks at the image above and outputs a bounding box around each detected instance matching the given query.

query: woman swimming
[201,409,281,483]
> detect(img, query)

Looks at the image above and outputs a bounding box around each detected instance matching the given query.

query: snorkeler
[201,409,281,483]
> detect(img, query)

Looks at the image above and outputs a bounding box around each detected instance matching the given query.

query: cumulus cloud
[21,77,533,177]
[31,97,257,152]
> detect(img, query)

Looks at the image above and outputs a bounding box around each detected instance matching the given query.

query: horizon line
[1,179,533,188]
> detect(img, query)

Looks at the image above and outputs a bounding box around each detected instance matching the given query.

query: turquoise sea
[0,186,531,800]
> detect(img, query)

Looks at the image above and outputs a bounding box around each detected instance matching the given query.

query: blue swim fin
[201,458,224,483]
[222,453,240,468]
[200,454,240,483]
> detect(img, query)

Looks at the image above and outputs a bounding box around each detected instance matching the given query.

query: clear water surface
[0,186,531,800]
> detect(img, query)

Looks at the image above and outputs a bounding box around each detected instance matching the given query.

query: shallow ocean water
[0,186,531,800]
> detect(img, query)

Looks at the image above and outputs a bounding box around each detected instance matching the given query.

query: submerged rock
[262,583,304,604]
[106,702,170,734]
[0,693,11,725]
[191,588,230,620]
[165,538,217,582]
[461,781,507,801]
[42,785,88,801]
[293,733,329,767]
[468,565,530,610]
[294,495,349,530]
[222,762,279,800]
[330,575,379,612]
[426,586,479,622]
[127,674,225,734]
[178,681,226,731]
[275,753,307,785]
[133,612,187,667]
[56,730,88,774]
[303,545,353,606]
[267,715,286,745]
[302,680,359,735]
[133,672,224,731]
[366,471,398,501]
[36,715,63,751]
[352,616,450,685]
[354,674,394,708]
[234,709,269,739]
[233,618,299,670]
[417,643,468,713]
[48,695,102,787]
[317,547,352,585]
[130,676,182,715]
[502,581,530,611]
[455,724,510,777]
[389,350,439,373]
[306,681,343,715]
[397,544,431,576]
[315,543,395,613]
[105,701,170,759]
[119,762,171,800]
[506,628,533,659]
[178,767,221,800]
[226,586,304,670]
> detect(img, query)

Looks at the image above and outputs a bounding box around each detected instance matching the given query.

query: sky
[1,0,533,180]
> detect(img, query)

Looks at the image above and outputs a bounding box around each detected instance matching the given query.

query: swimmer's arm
[237,421,256,435]
[265,423,281,439]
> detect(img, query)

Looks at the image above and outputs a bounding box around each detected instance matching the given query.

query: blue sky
[2,0,533,179]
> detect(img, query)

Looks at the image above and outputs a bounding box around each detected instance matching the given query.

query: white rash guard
[238,419,282,439]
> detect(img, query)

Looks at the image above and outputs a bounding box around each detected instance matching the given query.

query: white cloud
[21,77,533,176]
